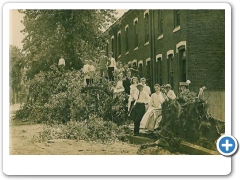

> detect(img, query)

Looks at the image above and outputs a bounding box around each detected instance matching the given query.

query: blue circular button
[217,135,238,156]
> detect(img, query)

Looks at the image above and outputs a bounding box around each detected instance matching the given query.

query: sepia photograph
[8,7,226,157]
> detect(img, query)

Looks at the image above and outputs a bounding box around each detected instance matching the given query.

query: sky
[9,9,128,49]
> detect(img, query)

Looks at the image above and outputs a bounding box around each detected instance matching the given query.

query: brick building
[104,10,225,120]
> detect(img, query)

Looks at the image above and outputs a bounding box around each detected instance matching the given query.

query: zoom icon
[217,135,238,156]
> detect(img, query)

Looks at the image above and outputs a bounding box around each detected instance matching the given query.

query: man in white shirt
[140,78,151,95]
[58,56,65,71]
[107,51,116,81]
[88,60,96,84]
[133,83,150,136]
[82,60,90,86]
[98,50,108,79]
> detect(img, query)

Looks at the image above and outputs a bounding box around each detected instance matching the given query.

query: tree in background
[19,10,116,79]
[10,45,26,104]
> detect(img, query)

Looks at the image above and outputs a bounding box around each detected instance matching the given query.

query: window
[179,49,187,82]
[146,59,151,85]
[138,63,143,78]
[134,20,138,48]
[158,57,163,85]
[125,27,129,52]
[111,37,114,54]
[167,54,174,88]
[174,10,180,28]
[117,32,121,57]
[106,43,108,56]
[158,11,163,35]
[144,13,149,43]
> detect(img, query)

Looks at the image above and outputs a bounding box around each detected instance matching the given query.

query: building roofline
[104,10,133,35]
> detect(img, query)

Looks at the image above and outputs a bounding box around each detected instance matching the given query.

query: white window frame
[133,17,138,24]
[156,54,163,62]
[138,60,143,67]
[125,24,129,31]
[167,50,174,58]
[176,41,187,53]
[132,59,137,65]
[146,57,151,65]
[144,10,149,18]
[173,25,181,33]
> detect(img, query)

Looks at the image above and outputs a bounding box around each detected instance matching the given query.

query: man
[123,71,132,95]
[122,63,130,77]
[98,50,109,79]
[165,84,176,100]
[58,56,65,66]
[140,78,151,95]
[107,51,116,81]
[132,83,150,136]
[58,56,65,71]
[82,60,90,86]
[88,60,96,84]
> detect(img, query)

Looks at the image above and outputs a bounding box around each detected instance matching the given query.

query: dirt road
[9,124,139,155]
[9,104,139,155]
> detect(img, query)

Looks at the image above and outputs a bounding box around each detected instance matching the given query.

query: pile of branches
[14,64,129,125]
[150,90,225,152]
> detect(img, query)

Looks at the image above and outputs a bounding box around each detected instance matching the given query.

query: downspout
[150,10,156,89]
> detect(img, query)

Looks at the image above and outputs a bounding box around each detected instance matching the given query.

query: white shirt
[58,58,65,66]
[89,65,96,72]
[129,84,139,101]
[150,92,165,109]
[167,90,176,100]
[82,64,90,73]
[128,84,139,111]
[114,81,125,93]
[143,84,151,95]
[136,91,150,104]
[108,57,116,68]
[82,64,90,78]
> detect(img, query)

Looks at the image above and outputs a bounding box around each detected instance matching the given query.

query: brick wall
[186,10,225,92]
[105,10,225,92]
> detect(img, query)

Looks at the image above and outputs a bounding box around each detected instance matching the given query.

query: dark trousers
[108,67,114,81]
[134,103,146,134]
[86,79,93,86]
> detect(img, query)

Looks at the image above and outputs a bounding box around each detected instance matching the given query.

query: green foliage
[19,9,117,78]
[156,91,224,151]
[33,117,129,143]
[14,65,129,125]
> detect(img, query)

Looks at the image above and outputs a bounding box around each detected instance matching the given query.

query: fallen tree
[139,89,225,153]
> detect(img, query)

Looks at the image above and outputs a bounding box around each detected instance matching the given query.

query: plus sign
[222,139,233,151]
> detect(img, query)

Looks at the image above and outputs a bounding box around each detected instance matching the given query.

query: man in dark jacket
[123,71,132,95]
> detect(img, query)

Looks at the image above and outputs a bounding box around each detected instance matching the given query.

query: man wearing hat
[98,50,109,79]
[132,83,150,136]
[107,51,116,81]
[165,84,176,100]
[140,78,151,95]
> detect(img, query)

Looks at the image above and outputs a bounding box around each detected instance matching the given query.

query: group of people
[82,50,139,86]
[125,77,177,136]
[79,50,195,136]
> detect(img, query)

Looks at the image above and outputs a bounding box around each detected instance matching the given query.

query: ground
[9,104,179,155]
[9,124,139,155]
[9,104,139,155]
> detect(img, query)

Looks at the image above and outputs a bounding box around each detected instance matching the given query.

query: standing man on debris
[107,51,116,81]
[58,56,65,71]
[98,50,109,80]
